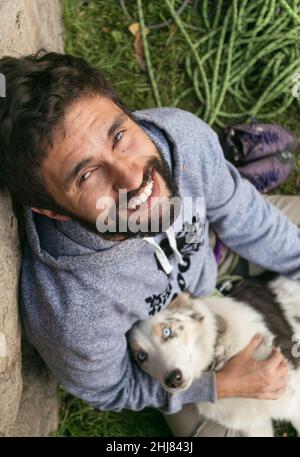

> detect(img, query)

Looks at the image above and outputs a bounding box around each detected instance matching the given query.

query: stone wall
[0,0,64,436]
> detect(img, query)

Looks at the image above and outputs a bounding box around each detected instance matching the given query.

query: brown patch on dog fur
[128,338,143,355]
[153,323,162,338]
[168,291,193,311]
[215,314,228,335]
[229,276,300,368]
[168,292,204,323]
[165,317,181,323]
[190,313,204,322]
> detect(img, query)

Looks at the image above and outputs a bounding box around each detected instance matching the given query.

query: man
[0,50,298,437]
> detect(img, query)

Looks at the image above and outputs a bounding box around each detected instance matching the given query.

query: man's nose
[111,160,143,194]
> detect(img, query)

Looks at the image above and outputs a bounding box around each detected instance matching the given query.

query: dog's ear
[169,292,205,322]
[168,291,194,311]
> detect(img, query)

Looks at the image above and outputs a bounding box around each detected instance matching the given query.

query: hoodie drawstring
[144,226,184,275]
[166,226,184,266]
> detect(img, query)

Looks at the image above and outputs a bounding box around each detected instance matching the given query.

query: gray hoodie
[20,107,300,415]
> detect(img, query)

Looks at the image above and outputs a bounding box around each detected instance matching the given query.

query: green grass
[55,385,299,437]
[63,0,204,112]
[56,387,172,437]
[58,0,300,437]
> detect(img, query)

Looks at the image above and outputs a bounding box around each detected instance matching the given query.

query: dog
[127,274,300,437]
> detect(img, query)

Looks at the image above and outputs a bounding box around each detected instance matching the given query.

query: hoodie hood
[23,108,184,271]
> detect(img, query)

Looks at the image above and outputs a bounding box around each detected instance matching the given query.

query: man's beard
[57,145,180,240]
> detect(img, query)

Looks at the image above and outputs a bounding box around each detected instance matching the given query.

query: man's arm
[21,293,216,415]
[21,263,288,409]
[25,317,288,407]
[204,127,300,278]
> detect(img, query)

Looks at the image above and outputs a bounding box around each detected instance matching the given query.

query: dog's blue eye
[137,351,148,362]
[163,327,172,338]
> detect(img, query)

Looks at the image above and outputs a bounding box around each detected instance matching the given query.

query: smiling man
[1,50,300,437]
[36,95,179,238]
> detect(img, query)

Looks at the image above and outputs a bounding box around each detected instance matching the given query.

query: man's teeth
[128,179,153,209]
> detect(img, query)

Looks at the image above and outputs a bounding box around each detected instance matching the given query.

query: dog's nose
[165,369,183,388]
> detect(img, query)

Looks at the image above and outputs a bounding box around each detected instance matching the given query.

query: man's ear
[31,207,72,221]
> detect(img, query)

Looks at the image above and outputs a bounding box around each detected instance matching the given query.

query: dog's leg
[245,419,274,437]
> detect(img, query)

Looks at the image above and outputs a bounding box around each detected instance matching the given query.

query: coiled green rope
[171,0,300,126]
[138,0,300,127]
[137,0,162,107]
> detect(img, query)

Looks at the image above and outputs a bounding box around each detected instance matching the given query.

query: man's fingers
[256,371,289,399]
[257,384,287,400]
[264,347,286,372]
[278,374,289,387]
[277,359,289,377]
[271,383,287,398]
[272,371,289,391]
[243,333,263,356]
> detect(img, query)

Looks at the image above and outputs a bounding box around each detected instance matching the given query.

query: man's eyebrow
[63,112,128,189]
[107,112,128,140]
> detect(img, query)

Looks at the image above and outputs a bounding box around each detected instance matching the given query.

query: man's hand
[216,334,289,400]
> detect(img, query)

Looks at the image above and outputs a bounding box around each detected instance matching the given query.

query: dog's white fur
[128,276,300,437]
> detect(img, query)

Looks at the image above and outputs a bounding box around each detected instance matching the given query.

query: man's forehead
[62,95,125,134]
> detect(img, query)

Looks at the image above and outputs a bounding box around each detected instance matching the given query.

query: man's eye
[79,170,92,185]
[114,130,125,144]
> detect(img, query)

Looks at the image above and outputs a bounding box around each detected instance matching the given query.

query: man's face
[39,95,179,239]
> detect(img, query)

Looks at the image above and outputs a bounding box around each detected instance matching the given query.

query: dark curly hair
[0,49,133,213]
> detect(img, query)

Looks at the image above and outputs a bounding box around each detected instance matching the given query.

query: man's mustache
[126,172,152,201]
[116,157,159,209]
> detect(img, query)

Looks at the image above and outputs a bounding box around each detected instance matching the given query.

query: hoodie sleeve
[20,266,216,414]
[24,325,216,415]
[203,127,300,278]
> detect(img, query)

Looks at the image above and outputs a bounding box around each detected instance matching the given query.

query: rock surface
[0,0,64,436]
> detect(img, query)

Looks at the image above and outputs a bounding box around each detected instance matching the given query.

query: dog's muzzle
[164,369,183,389]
